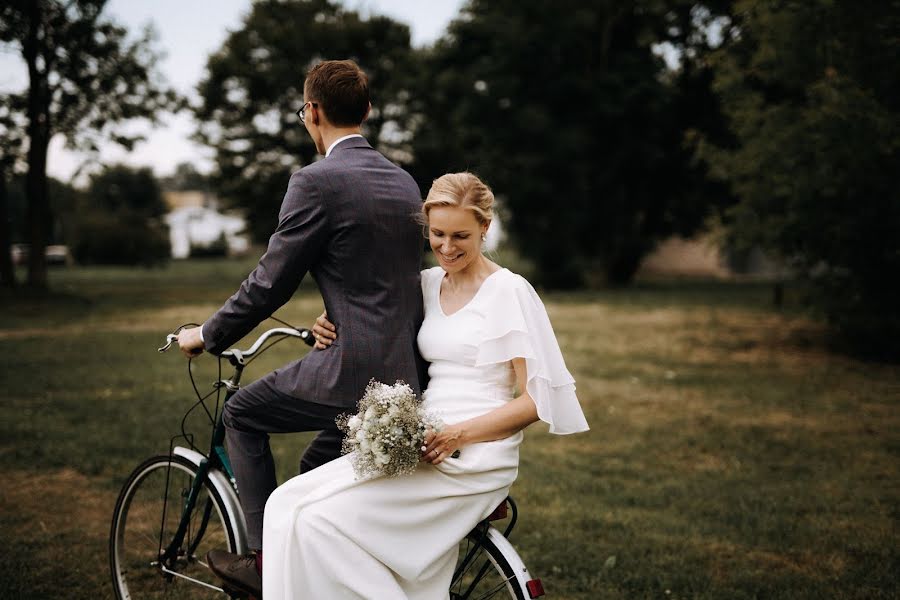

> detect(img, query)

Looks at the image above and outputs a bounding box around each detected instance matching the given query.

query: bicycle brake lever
[158,334,178,353]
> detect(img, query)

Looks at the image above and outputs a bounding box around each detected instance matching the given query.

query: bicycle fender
[486,526,539,598]
[173,446,249,555]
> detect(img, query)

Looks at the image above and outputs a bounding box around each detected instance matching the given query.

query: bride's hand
[311,310,336,350]
[421,426,464,465]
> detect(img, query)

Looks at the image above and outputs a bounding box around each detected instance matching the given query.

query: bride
[262,172,589,599]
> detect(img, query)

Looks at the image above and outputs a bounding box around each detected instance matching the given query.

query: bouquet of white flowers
[336,380,443,479]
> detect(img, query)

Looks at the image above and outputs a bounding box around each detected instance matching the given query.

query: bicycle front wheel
[451,525,529,600]
[110,455,238,599]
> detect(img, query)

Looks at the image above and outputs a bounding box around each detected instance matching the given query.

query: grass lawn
[0,258,897,599]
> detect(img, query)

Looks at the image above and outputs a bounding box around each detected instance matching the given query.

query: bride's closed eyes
[430,229,471,239]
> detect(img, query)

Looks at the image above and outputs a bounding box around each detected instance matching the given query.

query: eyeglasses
[296,101,317,124]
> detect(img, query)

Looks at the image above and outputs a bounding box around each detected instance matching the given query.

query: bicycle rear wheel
[110,455,237,599]
[451,525,528,600]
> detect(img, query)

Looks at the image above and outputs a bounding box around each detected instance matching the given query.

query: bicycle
[109,324,545,599]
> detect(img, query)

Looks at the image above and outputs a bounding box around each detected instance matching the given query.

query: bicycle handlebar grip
[158,334,178,353]
[300,328,315,347]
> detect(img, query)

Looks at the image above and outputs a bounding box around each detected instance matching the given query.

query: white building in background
[163,191,250,259]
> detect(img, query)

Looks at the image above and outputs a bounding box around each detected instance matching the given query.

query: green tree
[0,0,177,288]
[195,0,419,242]
[86,164,167,218]
[73,165,169,266]
[408,0,735,287]
[161,162,210,192]
[701,0,900,358]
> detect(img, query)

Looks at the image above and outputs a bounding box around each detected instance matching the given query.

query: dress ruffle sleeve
[474,271,589,434]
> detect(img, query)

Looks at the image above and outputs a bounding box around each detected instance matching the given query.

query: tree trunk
[0,174,15,288]
[772,280,784,308]
[25,134,50,290]
[24,0,49,290]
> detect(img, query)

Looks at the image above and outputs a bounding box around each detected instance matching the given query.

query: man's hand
[311,310,337,350]
[176,326,205,358]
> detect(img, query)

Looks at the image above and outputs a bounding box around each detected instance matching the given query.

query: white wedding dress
[262,267,588,599]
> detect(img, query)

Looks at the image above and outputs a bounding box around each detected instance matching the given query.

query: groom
[177,59,426,596]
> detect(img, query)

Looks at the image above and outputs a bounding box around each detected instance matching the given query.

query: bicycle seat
[486,499,508,521]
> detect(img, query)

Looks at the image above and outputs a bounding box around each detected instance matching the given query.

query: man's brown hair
[304,60,370,127]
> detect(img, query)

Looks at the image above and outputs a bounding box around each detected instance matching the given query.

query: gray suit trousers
[223,372,345,550]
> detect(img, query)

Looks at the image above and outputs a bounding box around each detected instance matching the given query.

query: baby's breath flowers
[336,380,443,479]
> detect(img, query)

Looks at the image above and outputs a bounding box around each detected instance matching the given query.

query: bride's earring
[481,232,487,242]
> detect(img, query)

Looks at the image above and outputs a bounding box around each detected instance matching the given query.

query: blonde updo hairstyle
[422,172,494,229]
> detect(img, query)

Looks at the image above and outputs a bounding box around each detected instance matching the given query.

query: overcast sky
[0,0,465,182]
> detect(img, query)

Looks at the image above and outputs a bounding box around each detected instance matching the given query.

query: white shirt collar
[326,134,364,157]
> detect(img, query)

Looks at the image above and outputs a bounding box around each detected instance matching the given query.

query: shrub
[72,212,169,266]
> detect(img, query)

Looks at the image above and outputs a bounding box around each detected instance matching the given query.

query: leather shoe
[207,549,262,598]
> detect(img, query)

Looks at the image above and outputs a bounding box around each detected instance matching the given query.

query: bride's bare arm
[421,357,538,465]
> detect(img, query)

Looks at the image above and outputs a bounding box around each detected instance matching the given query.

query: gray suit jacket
[203,136,426,408]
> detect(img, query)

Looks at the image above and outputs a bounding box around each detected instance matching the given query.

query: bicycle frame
[146,327,313,577]
[158,354,247,570]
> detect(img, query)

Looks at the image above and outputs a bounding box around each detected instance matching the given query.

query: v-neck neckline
[436,268,505,317]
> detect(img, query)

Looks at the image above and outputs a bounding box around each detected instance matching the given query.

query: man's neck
[320,127,363,154]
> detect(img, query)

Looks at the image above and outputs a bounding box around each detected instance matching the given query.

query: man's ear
[363,102,372,122]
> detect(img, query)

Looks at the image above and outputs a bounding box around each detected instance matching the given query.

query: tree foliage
[700,0,900,358]
[195,0,419,242]
[85,165,167,218]
[195,0,732,286]
[0,0,177,288]
[160,162,210,192]
[407,0,735,287]
[73,165,169,266]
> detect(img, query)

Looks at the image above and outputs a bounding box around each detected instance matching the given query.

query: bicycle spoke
[111,456,235,600]
[470,575,515,599]
[138,530,160,548]
[450,530,523,600]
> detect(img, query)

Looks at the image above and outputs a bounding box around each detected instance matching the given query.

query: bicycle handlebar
[158,326,316,356]
[220,327,315,358]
